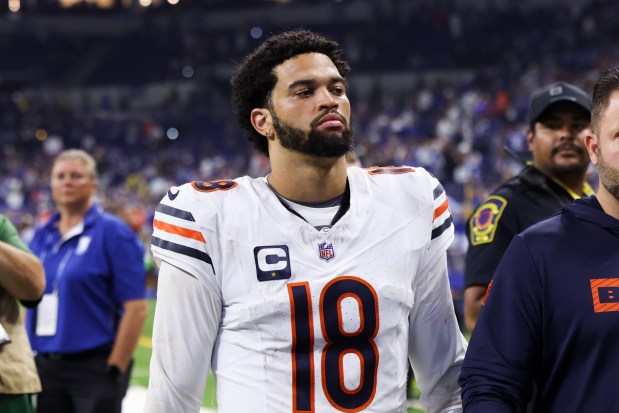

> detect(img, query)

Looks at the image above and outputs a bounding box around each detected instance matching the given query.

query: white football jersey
[146,166,466,413]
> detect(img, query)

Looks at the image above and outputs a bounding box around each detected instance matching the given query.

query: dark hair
[592,68,619,135]
[230,29,350,156]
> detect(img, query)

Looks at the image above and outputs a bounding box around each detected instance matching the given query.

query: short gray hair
[53,149,98,181]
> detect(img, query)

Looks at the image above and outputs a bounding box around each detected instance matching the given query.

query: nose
[556,123,576,141]
[317,88,339,111]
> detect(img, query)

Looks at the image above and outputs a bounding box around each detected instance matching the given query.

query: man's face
[528,101,591,180]
[592,91,619,201]
[268,53,353,157]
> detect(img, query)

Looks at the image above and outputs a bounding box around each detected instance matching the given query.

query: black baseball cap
[528,81,591,127]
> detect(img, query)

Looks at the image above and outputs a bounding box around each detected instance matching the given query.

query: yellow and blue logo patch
[469,196,508,245]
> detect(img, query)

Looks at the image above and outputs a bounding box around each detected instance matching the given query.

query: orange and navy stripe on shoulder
[432,182,444,200]
[151,237,213,267]
[431,216,452,240]
[152,203,214,272]
[156,203,196,221]
[431,182,452,240]
[153,219,205,243]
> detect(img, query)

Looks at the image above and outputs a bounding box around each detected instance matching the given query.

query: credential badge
[318,241,335,262]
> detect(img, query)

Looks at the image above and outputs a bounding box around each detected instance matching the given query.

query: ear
[584,132,599,166]
[526,128,535,151]
[250,108,274,139]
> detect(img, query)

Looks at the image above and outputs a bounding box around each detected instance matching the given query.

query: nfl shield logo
[318,241,335,262]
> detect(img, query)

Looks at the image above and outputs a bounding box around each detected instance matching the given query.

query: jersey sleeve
[409,253,467,413]
[145,261,222,413]
[408,172,467,413]
[147,184,223,412]
[459,235,542,412]
[429,177,455,258]
[151,184,216,285]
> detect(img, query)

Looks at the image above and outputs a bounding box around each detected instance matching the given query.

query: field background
[130,299,426,412]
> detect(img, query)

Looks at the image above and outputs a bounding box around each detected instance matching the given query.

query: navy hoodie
[459,196,619,412]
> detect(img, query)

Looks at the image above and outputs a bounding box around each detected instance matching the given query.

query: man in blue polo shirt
[26,149,147,413]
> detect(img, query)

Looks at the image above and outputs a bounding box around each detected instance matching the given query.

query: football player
[145,29,466,413]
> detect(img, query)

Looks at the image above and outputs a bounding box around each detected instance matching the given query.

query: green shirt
[0,214,42,394]
[0,215,29,252]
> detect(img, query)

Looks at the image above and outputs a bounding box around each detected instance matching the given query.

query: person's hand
[105,364,123,382]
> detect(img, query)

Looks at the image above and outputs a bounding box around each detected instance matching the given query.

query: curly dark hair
[230,29,351,156]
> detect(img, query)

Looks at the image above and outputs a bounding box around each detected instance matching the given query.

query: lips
[552,144,583,156]
[317,113,345,128]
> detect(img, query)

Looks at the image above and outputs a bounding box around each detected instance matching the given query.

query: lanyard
[551,177,595,199]
[41,221,84,293]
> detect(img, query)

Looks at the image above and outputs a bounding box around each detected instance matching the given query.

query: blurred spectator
[25,150,147,413]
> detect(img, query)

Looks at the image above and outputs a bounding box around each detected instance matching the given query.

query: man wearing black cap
[459,67,619,413]
[462,81,594,332]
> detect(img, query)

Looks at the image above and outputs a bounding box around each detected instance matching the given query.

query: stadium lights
[58,0,114,7]
[250,26,263,39]
[181,66,194,78]
[35,129,48,142]
[166,128,179,140]
[34,0,179,9]
[58,0,79,7]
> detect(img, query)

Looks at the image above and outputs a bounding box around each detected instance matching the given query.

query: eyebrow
[287,76,347,90]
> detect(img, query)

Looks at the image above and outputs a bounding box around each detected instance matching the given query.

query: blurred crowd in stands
[1,0,618,308]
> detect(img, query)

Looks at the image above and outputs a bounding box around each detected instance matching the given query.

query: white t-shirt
[145,166,466,413]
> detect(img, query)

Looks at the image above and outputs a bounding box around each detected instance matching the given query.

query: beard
[550,143,590,178]
[272,109,354,158]
[597,147,619,201]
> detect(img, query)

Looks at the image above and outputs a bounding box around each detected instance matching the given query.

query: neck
[268,151,348,203]
[535,164,588,196]
[58,201,93,234]
[553,173,587,196]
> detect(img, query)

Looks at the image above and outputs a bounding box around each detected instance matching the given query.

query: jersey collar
[266,179,351,227]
